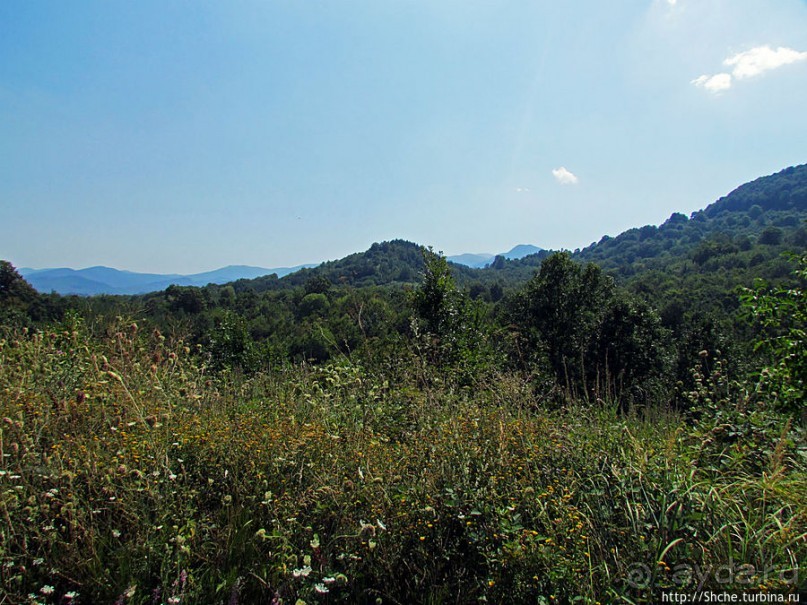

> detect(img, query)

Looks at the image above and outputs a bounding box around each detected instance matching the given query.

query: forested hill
[573,163,807,278]
[706,164,807,215]
[229,240,487,293]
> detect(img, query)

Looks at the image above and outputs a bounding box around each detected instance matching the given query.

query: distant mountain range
[19,244,543,296]
[448,244,543,268]
[19,264,317,296]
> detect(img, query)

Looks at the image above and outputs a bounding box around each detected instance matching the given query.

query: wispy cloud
[691,73,732,93]
[552,167,578,185]
[726,45,807,79]
[692,45,807,94]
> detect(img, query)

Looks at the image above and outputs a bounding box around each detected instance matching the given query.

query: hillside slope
[573,164,806,277]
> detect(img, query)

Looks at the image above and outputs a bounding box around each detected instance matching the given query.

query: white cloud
[691,72,732,93]
[666,0,677,5]
[514,187,530,193]
[693,45,807,94]
[552,167,578,185]
[725,45,807,79]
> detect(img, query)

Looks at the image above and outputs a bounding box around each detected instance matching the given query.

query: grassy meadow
[0,314,803,604]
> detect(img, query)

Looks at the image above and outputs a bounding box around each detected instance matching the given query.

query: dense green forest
[1,165,805,603]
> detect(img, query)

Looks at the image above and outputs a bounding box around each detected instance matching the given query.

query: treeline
[3,242,804,414]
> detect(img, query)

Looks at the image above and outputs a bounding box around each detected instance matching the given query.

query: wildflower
[40,585,55,596]
[292,566,312,578]
[64,592,79,601]
[112,529,122,538]
[314,584,329,594]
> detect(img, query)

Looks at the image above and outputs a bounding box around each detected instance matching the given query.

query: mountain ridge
[447,244,543,268]
[20,263,317,296]
[21,245,545,296]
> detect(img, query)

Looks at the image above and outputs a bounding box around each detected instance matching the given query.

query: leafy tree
[410,248,493,375]
[741,254,806,416]
[298,292,330,318]
[596,296,670,396]
[758,226,784,246]
[0,261,39,325]
[412,248,462,337]
[510,253,667,400]
[510,253,612,387]
[207,311,259,372]
[304,275,332,295]
[0,261,37,306]
[165,285,206,314]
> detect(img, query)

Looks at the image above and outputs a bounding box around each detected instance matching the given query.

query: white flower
[292,566,312,578]
[40,585,55,595]
[314,583,329,594]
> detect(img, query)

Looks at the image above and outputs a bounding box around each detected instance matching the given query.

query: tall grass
[0,318,803,603]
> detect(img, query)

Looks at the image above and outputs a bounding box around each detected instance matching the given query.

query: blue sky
[2,0,806,273]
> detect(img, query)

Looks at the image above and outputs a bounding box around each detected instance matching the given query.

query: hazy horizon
[3,1,807,274]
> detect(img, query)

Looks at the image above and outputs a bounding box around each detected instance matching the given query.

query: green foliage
[410,249,499,381]
[412,248,463,337]
[165,284,207,315]
[298,292,330,318]
[0,324,803,603]
[206,310,259,373]
[509,253,669,401]
[0,261,39,326]
[759,226,784,246]
[0,261,37,305]
[741,254,807,416]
